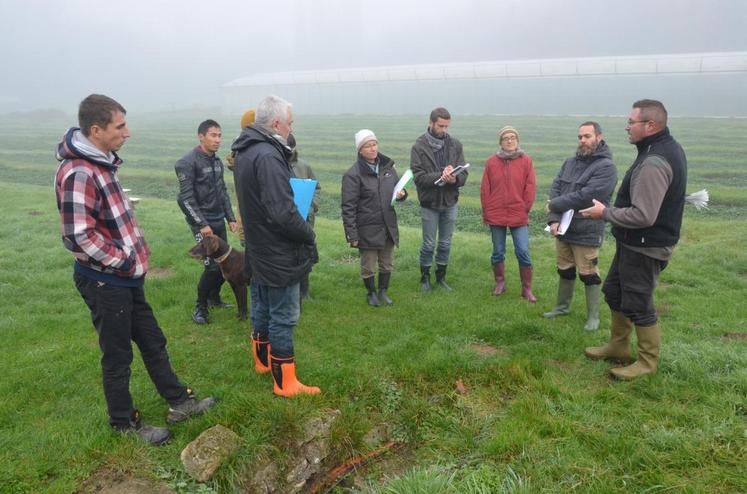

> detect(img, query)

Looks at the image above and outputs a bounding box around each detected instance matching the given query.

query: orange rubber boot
[251,334,271,374]
[271,355,321,397]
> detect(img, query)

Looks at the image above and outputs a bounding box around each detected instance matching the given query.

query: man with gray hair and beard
[232,95,320,397]
[544,122,617,331]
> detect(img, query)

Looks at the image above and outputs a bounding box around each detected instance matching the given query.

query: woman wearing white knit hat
[341,129,408,306]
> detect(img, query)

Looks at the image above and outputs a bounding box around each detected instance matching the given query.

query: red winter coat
[480,153,536,227]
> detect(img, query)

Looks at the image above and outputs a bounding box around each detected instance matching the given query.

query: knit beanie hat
[355,129,378,150]
[498,125,519,141]
[240,108,256,129]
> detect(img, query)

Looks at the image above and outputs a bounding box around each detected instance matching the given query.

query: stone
[247,462,279,494]
[246,409,341,494]
[180,424,242,482]
[285,409,341,493]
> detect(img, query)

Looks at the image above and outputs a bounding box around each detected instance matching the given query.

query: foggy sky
[1,0,745,114]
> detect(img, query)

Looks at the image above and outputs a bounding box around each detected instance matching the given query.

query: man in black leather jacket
[176,119,237,324]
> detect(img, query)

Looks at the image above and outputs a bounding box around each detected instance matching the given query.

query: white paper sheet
[545,209,574,235]
[391,168,414,205]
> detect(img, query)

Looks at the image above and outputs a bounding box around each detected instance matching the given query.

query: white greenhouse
[223,52,747,116]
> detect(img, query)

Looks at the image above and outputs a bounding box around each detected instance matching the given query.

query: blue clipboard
[289,178,317,220]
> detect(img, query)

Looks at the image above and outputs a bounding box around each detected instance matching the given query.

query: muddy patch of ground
[656,303,671,317]
[77,468,174,494]
[147,267,176,279]
[722,332,747,341]
[333,254,359,265]
[546,359,574,371]
[28,210,44,216]
[466,343,506,357]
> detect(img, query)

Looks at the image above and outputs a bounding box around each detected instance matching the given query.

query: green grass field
[1,113,746,493]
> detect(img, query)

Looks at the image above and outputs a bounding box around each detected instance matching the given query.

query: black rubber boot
[378,272,393,305]
[420,265,432,293]
[435,264,453,291]
[363,277,380,307]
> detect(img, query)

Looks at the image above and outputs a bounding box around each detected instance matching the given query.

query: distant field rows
[2,115,746,233]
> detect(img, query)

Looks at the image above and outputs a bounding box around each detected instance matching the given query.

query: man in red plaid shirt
[55,94,217,445]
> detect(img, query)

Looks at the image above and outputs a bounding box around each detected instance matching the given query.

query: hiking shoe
[192,304,209,324]
[167,390,218,424]
[117,410,171,446]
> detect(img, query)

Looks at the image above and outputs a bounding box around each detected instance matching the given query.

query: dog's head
[188,235,226,260]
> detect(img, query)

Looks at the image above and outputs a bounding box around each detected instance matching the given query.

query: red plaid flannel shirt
[55,129,149,279]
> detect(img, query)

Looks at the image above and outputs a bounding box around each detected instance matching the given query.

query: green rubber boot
[543,277,575,318]
[583,284,602,331]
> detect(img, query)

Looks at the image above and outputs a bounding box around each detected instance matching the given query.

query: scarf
[497,148,525,160]
[424,128,445,152]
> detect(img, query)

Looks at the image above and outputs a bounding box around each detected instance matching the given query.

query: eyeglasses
[626,120,650,126]
[501,135,517,142]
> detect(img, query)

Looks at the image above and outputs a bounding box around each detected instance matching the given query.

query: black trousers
[602,242,668,327]
[191,222,227,305]
[74,272,188,428]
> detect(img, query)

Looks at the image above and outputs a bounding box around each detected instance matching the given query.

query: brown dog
[189,236,249,320]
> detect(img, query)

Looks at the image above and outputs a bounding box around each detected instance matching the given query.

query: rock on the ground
[181,424,242,482]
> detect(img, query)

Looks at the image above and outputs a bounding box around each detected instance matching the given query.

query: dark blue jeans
[419,205,458,266]
[251,283,300,358]
[74,272,188,428]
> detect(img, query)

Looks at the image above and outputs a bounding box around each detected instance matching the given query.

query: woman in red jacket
[480,126,537,302]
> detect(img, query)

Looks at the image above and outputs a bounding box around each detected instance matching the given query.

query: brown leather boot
[492,263,505,296]
[584,311,634,363]
[610,323,661,380]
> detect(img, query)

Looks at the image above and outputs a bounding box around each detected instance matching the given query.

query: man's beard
[429,127,444,138]
[577,142,598,158]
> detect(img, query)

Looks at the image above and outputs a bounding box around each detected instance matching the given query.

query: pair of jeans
[74,272,188,428]
[251,282,300,358]
[419,205,458,266]
[489,225,532,267]
[603,242,667,326]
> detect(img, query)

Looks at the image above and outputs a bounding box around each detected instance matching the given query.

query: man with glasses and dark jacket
[581,100,687,380]
[232,95,320,397]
